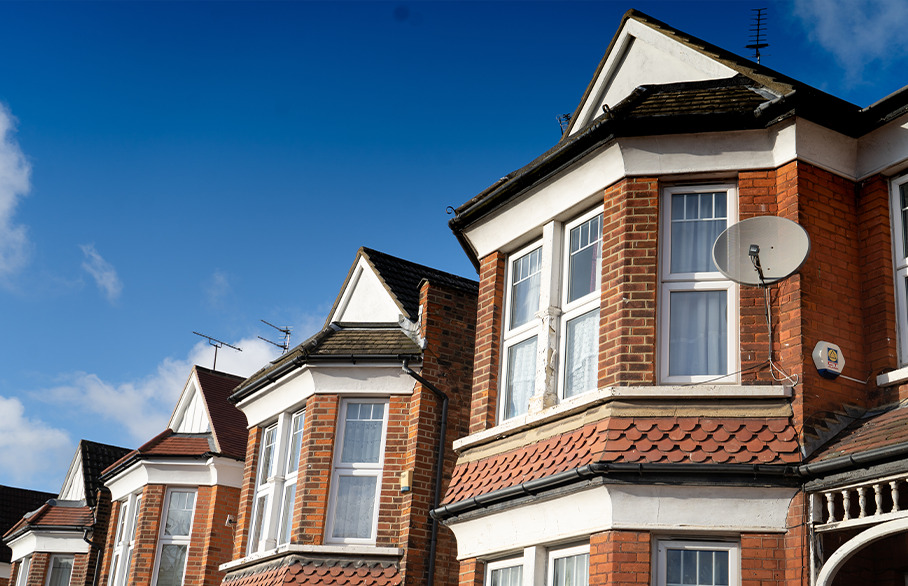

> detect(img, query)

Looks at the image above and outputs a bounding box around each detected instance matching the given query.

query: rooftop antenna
[557,113,572,135]
[746,8,769,64]
[192,331,242,370]
[258,319,292,354]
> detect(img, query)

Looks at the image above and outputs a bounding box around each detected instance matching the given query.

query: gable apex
[169,368,213,435]
[328,251,409,325]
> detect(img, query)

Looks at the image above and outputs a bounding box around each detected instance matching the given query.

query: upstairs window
[45,556,73,586]
[660,185,737,384]
[108,493,142,586]
[500,207,603,421]
[891,174,908,365]
[326,399,389,544]
[247,409,306,553]
[153,489,195,586]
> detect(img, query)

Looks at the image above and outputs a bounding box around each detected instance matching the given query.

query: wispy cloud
[206,269,232,308]
[793,0,908,83]
[0,104,32,282]
[80,244,123,302]
[0,395,71,490]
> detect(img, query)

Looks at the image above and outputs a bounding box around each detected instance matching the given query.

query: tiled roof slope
[360,247,478,321]
[3,503,94,541]
[443,416,800,505]
[224,559,401,586]
[0,486,55,563]
[624,77,770,118]
[80,440,131,508]
[809,403,908,463]
[102,430,216,478]
[195,366,247,459]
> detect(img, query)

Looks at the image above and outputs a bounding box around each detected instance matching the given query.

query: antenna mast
[746,8,769,64]
[259,319,292,354]
[192,331,242,370]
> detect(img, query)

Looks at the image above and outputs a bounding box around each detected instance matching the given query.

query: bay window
[548,544,589,586]
[108,492,141,586]
[891,174,908,365]
[152,489,195,586]
[655,540,738,586]
[326,399,388,544]
[15,556,30,586]
[660,185,737,384]
[45,556,73,586]
[247,409,306,553]
[500,207,603,421]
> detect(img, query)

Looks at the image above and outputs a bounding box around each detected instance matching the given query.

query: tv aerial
[192,331,242,371]
[712,215,810,385]
[258,319,292,354]
[746,7,769,64]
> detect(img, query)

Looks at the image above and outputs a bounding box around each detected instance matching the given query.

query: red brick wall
[292,393,338,545]
[97,498,123,586]
[589,530,650,586]
[457,558,485,586]
[232,426,261,558]
[600,178,659,387]
[24,553,47,586]
[183,484,241,586]
[470,252,505,433]
[130,484,164,585]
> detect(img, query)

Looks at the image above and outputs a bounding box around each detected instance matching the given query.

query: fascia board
[106,456,245,501]
[8,531,90,562]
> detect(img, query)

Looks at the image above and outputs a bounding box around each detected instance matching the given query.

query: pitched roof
[194,366,248,459]
[0,486,55,563]
[3,502,94,542]
[809,402,908,464]
[102,430,219,480]
[76,440,132,508]
[223,557,401,586]
[442,416,800,507]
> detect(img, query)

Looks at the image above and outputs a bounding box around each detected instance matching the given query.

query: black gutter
[401,360,448,586]
[432,461,797,521]
[796,441,908,477]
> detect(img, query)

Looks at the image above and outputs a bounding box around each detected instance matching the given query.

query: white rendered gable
[170,373,212,433]
[330,257,403,323]
[571,18,736,134]
[58,449,85,501]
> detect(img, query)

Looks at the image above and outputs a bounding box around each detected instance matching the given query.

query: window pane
[155,544,187,586]
[666,550,682,584]
[670,192,726,274]
[163,491,195,537]
[665,548,730,586]
[332,475,377,539]
[341,403,384,463]
[286,411,305,474]
[901,183,908,258]
[510,248,542,329]
[131,496,142,540]
[17,557,30,586]
[490,565,522,586]
[697,551,713,584]
[681,550,697,584]
[113,504,127,544]
[278,482,295,546]
[568,214,602,302]
[47,557,73,586]
[249,494,268,552]
[714,551,729,586]
[505,336,536,419]
[554,553,589,586]
[564,310,598,397]
[259,426,277,484]
[668,291,727,376]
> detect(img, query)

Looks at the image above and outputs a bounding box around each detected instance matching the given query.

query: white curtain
[669,291,726,376]
[155,545,187,586]
[564,310,598,397]
[505,337,537,418]
[490,566,523,586]
[340,403,384,464]
[670,193,725,274]
[553,553,590,586]
[510,249,541,329]
[163,492,194,536]
[332,475,377,539]
[47,558,73,586]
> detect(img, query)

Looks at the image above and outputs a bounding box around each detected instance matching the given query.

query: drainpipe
[402,359,448,586]
[83,491,102,586]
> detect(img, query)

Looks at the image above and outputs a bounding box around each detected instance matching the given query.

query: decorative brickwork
[599,177,659,387]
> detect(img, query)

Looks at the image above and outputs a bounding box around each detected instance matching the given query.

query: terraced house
[438,10,908,586]
[217,248,476,586]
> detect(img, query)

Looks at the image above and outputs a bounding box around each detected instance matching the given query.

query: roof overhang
[105,456,245,501]
[6,529,90,563]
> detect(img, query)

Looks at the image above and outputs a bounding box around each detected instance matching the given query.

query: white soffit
[572,18,736,134]
[448,484,796,560]
[330,257,402,323]
[170,374,212,434]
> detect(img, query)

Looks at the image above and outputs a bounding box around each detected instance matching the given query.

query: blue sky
[2,0,908,493]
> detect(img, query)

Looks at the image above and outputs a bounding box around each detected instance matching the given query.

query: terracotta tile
[700,419,720,433]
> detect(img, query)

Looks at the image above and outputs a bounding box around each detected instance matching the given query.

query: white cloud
[793,0,908,82]
[0,104,32,281]
[80,243,123,302]
[206,269,232,308]
[0,395,71,490]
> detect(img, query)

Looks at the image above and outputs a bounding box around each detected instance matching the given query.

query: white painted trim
[654,539,740,586]
[877,366,908,387]
[815,516,908,586]
[0,561,10,580]
[453,384,790,452]
[7,531,90,562]
[447,484,796,560]
[218,544,402,572]
[105,456,244,501]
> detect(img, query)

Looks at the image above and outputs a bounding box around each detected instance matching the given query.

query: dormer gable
[329,254,404,324]
[170,370,212,434]
[168,365,247,460]
[57,450,85,503]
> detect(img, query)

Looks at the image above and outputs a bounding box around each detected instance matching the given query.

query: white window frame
[486,556,525,586]
[547,543,590,586]
[499,206,604,422]
[45,555,74,586]
[247,408,306,554]
[15,556,30,586]
[654,539,739,586]
[660,184,738,384]
[108,492,142,586]
[150,488,196,586]
[325,398,389,545]
[891,174,908,366]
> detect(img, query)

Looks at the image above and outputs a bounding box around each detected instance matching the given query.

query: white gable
[571,17,736,134]
[169,373,212,433]
[58,448,85,501]
[330,256,403,323]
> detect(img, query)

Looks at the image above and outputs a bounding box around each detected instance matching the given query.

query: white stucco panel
[856,112,908,178]
[331,258,402,323]
[8,531,89,562]
[106,457,245,501]
[795,119,858,179]
[448,484,796,560]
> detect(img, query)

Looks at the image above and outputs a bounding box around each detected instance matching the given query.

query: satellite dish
[712,216,810,286]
